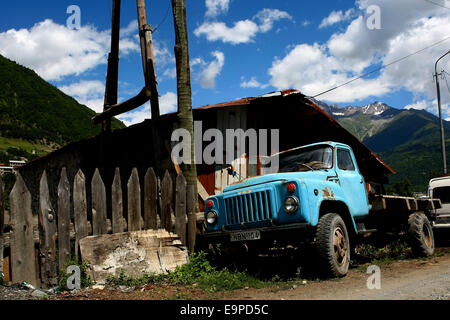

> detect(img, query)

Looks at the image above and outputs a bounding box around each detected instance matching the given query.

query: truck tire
[407,213,435,257]
[315,213,350,277]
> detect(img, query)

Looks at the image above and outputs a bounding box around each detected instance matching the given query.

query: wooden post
[127,168,142,232]
[112,168,124,233]
[144,168,158,230]
[102,0,122,132]
[73,169,88,259]
[161,170,173,233]
[171,0,199,209]
[186,184,196,253]
[0,175,4,277]
[38,170,57,288]
[175,172,187,245]
[91,169,107,235]
[10,174,37,287]
[57,168,71,267]
[137,0,159,118]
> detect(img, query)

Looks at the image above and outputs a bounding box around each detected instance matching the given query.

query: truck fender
[318,200,358,236]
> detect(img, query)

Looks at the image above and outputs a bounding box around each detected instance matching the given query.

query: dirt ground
[2,232,449,301]
[46,248,450,301]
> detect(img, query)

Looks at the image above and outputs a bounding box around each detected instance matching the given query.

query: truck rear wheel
[315,213,350,277]
[407,213,435,257]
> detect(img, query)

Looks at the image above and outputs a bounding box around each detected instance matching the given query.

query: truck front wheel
[315,213,350,277]
[407,213,435,257]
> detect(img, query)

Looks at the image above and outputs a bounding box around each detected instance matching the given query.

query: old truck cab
[203,141,371,277]
[428,176,450,228]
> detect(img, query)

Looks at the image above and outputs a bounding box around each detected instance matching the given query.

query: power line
[422,0,450,10]
[311,36,450,99]
[153,1,171,33]
[443,72,450,96]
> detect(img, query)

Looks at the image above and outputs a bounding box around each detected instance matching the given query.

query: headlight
[206,211,218,225]
[284,196,299,214]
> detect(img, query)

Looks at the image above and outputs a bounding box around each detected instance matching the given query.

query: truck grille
[224,190,273,225]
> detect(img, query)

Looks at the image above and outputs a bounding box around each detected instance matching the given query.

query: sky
[0,0,450,126]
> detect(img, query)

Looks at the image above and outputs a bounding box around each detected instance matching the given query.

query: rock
[46,287,60,294]
[91,284,105,290]
[79,229,189,285]
[292,285,298,289]
[31,290,47,298]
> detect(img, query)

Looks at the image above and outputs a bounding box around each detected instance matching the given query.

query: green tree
[387,178,414,197]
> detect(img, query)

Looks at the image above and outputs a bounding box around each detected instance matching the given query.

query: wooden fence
[0,168,197,288]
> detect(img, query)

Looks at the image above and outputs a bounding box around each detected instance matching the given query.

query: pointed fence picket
[1,167,198,288]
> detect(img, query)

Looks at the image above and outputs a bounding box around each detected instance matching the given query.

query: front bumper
[200,222,313,244]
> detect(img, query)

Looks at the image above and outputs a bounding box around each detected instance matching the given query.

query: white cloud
[254,9,293,33]
[118,92,178,126]
[268,0,450,107]
[319,9,355,29]
[205,0,230,18]
[195,8,292,44]
[194,20,259,44]
[197,51,225,89]
[59,80,106,113]
[240,76,269,89]
[0,19,140,81]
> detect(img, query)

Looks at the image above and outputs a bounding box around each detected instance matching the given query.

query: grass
[106,251,272,293]
[57,258,93,291]
[0,136,54,156]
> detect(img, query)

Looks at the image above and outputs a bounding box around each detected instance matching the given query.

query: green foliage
[0,54,125,148]
[386,178,414,197]
[57,258,92,291]
[106,251,268,293]
[354,239,413,266]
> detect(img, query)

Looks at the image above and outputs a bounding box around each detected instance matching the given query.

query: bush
[57,258,92,291]
[106,251,267,293]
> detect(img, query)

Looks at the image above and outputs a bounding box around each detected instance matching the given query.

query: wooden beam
[93,87,151,124]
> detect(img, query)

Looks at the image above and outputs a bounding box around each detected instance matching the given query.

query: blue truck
[201,141,441,277]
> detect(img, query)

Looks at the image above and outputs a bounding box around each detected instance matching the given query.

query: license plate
[230,230,261,242]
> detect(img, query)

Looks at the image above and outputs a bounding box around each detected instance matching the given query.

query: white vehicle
[428,176,450,228]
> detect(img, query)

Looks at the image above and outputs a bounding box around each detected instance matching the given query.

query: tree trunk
[171,0,199,210]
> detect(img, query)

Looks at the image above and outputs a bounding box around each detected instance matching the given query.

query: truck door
[335,147,370,217]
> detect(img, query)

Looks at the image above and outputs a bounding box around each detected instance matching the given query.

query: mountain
[315,99,450,192]
[0,54,125,160]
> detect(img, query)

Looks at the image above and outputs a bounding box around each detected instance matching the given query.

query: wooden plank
[197,180,210,201]
[161,170,173,233]
[371,197,386,211]
[175,172,187,245]
[111,168,124,234]
[91,169,107,235]
[3,255,10,283]
[186,184,196,253]
[127,168,142,232]
[144,168,158,230]
[0,175,4,278]
[57,167,71,268]
[10,173,37,287]
[38,170,57,288]
[73,169,88,259]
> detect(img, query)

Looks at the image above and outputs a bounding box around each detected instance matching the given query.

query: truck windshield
[278,146,333,172]
[433,186,450,204]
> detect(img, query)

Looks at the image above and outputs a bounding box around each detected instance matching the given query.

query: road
[228,251,450,300]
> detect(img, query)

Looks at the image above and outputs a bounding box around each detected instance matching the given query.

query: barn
[19,89,395,214]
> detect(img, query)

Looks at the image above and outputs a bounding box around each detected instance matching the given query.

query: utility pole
[103,0,121,132]
[171,0,199,209]
[137,0,160,119]
[434,50,450,175]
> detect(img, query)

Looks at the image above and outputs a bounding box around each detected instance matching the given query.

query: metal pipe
[435,50,450,174]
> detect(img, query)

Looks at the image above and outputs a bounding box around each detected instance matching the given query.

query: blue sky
[1,0,449,126]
